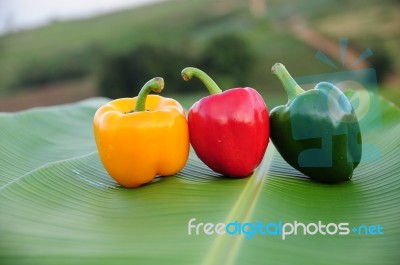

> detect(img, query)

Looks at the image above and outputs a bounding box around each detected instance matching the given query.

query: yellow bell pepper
[93,77,189,188]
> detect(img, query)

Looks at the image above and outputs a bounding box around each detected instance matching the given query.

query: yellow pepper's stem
[271,63,304,105]
[181,67,222,95]
[134,77,164,112]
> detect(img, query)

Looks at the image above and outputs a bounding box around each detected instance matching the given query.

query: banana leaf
[0,95,399,265]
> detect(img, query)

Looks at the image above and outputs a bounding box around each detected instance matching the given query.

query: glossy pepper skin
[270,63,362,183]
[181,67,269,178]
[93,78,189,188]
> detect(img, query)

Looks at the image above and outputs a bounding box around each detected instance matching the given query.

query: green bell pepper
[270,63,362,183]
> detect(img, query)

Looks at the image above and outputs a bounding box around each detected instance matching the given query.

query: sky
[0,0,163,35]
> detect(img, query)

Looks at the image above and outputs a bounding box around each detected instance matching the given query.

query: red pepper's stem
[181,67,222,95]
[271,63,304,105]
[134,77,164,112]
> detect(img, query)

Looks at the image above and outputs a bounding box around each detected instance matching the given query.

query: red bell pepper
[181,67,270,178]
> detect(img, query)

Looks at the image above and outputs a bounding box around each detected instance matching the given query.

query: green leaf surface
[0,96,399,265]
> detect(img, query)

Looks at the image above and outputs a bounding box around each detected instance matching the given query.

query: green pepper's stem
[271,63,304,104]
[134,77,164,112]
[181,67,222,95]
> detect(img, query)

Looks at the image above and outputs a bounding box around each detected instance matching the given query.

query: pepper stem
[181,67,222,95]
[134,77,164,112]
[271,63,304,104]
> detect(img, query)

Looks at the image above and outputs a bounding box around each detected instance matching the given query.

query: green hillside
[0,0,398,102]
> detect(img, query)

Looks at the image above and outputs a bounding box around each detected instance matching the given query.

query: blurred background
[0,0,399,112]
